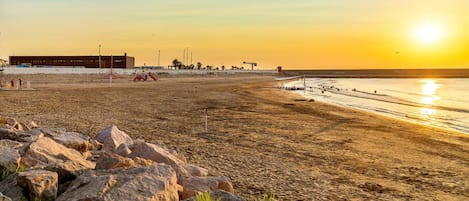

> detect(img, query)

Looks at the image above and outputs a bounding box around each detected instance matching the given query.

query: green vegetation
[194,191,277,201]
[0,164,27,181]
[195,191,221,201]
[251,193,277,201]
[0,167,10,181]
[16,164,26,173]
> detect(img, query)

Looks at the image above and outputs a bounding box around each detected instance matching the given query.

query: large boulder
[56,163,181,201]
[22,137,95,180]
[95,152,135,170]
[0,140,24,150]
[0,149,20,173]
[180,177,234,200]
[95,125,133,152]
[185,164,209,177]
[52,132,94,152]
[0,128,43,143]
[39,128,67,137]
[183,190,246,201]
[17,170,58,201]
[0,174,28,201]
[129,140,190,182]
[0,140,23,172]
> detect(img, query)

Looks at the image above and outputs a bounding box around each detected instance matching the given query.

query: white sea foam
[286,78,469,134]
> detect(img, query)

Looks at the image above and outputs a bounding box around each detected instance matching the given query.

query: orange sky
[1,0,468,69]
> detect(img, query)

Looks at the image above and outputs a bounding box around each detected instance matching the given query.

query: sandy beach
[1,74,468,200]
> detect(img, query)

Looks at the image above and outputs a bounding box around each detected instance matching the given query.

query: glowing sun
[414,23,444,44]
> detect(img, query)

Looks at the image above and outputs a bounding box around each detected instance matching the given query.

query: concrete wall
[1,67,278,75]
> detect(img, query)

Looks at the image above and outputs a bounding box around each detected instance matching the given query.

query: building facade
[9,55,135,68]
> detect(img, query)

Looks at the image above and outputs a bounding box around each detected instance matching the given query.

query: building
[9,54,135,68]
[0,59,7,67]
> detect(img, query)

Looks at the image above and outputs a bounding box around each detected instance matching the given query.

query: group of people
[0,78,24,89]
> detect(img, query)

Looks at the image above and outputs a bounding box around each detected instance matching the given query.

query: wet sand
[1,74,468,200]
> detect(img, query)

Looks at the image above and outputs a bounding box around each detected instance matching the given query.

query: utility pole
[158,49,160,66]
[183,49,186,66]
[99,44,101,70]
[110,55,113,83]
[190,51,192,65]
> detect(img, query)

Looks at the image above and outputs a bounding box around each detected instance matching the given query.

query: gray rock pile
[0,118,243,201]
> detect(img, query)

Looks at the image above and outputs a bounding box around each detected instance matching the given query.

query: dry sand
[0,74,468,200]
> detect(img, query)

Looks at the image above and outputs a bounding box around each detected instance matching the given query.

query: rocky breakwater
[0,118,245,201]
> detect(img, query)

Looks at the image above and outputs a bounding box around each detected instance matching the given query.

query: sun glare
[414,23,444,44]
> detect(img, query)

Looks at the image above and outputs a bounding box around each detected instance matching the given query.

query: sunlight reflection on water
[419,79,440,118]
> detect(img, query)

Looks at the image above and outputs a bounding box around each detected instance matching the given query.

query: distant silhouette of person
[19,79,22,88]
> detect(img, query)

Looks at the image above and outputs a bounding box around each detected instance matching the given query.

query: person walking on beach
[19,79,22,89]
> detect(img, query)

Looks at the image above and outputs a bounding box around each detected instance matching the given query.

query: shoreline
[290,89,469,136]
[1,74,468,200]
[283,78,469,135]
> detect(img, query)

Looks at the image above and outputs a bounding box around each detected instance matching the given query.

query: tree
[197,62,202,70]
[221,65,225,70]
[172,59,182,68]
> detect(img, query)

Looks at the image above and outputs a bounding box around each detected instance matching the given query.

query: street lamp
[99,44,101,70]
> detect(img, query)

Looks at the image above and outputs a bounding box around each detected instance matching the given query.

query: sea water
[287,78,469,134]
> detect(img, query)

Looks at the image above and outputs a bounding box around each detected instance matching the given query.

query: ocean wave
[320,87,469,114]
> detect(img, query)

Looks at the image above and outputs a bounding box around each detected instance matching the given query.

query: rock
[22,137,95,180]
[27,121,39,129]
[95,152,135,170]
[57,163,180,201]
[0,129,19,141]
[0,140,24,173]
[4,119,17,128]
[52,132,94,152]
[39,128,67,137]
[17,170,58,201]
[183,190,246,201]
[96,125,133,152]
[133,157,154,167]
[0,128,43,142]
[18,131,44,143]
[170,150,187,163]
[129,140,189,182]
[0,174,28,201]
[116,143,132,157]
[358,182,387,193]
[181,177,234,200]
[0,140,24,150]
[185,164,209,177]
[90,139,104,150]
[15,122,28,131]
[0,192,12,201]
[0,143,21,172]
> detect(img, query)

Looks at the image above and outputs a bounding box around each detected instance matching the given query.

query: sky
[1,0,469,69]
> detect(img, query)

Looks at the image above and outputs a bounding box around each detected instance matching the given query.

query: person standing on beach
[19,79,22,89]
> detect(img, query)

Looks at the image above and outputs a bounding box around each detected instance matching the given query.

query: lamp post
[109,54,113,84]
[98,44,102,70]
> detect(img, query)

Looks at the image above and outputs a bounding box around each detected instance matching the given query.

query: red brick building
[9,54,135,68]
